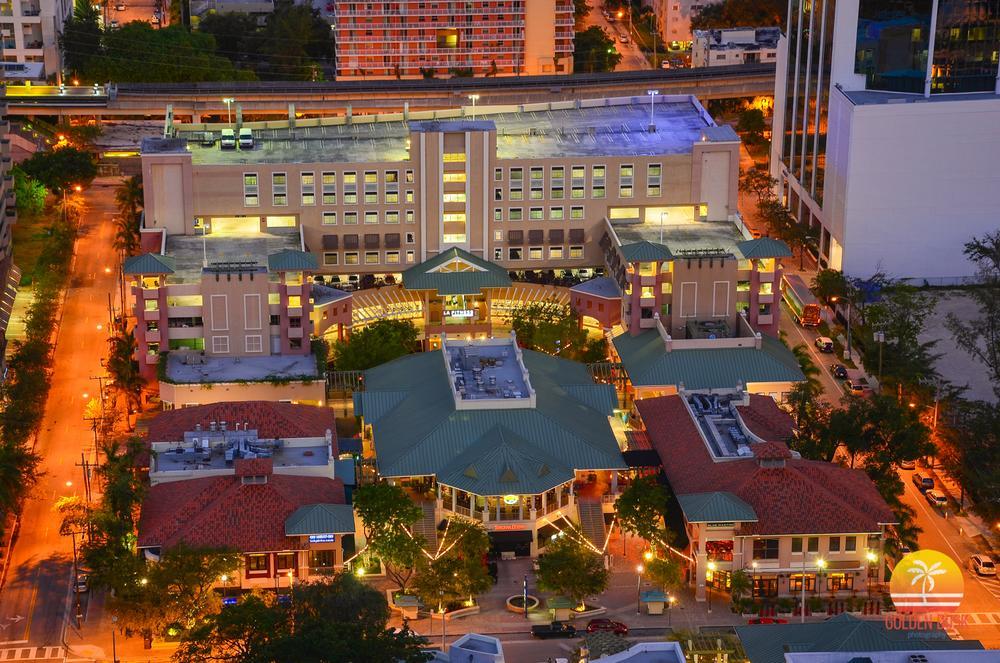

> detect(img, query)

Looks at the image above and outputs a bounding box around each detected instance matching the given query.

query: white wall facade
[826,90,1000,283]
[0,0,72,80]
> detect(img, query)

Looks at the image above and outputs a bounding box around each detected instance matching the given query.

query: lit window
[528,247,543,260]
[570,206,584,219]
[323,252,339,265]
[569,245,584,258]
[442,212,467,223]
[345,252,359,265]
[494,230,503,241]
[443,173,467,183]
[385,211,400,224]
[385,251,400,264]
[405,210,415,224]
[443,193,467,203]
[443,152,466,162]
[509,208,523,221]
[550,207,564,220]
[364,252,379,265]
[549,246,563,259]
[529,208,543,220]
[344,212,358,225]
[364,211,378,224]
[406,250,415,263]
[620,186,633,198]
[343,172,357,184]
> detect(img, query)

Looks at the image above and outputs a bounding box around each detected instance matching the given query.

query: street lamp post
[865,550,878,598]
[468,93,480,120]
[439,590,446,652]
[636,564,644,614]
[659,211,668,245]
[223,97,235,126]
[667,594,675,626]
[111,615,118,663]
[706,561,716,613]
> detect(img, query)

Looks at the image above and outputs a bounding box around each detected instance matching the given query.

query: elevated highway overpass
[4,64,775,120]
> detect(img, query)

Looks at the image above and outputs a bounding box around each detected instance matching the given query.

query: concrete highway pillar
[403,101,409,121]
[288,103,296,128]
[346,104,352,124]
[236,104,243,127]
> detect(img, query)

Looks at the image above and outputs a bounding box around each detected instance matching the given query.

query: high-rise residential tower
[771,0,1000,281]
[332,0,575,79]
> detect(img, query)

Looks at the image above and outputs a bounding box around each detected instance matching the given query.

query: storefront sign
[502,494,519,505]
[492,523,531,531]
[446,309,476,319]
[308,534,336,543]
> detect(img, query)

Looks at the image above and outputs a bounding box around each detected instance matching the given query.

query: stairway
[410,500,438,551]
[577,499,606,550]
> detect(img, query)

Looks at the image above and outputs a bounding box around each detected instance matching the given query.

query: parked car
[970,554,996,577]
[815,336,834,353]
[220,128,236,149]
[114,2,125,9]
[924,489,948,508]
[238,127,254,149]
[747,617,788,624]
[74,572,89,594]
[109,19,118,28]
[200,132,215,147]
[531,622,577,639]
[831,364,848,379]
[586,618,628,635]
[912,473,934,492]
[846,379,869,394]
[898,459,916,470]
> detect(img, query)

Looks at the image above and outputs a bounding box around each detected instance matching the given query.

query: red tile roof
[146,401,337,443]
[736,394,796,442]
[635,395,895,536]
[138,464,346,552]
[752,440,793,461]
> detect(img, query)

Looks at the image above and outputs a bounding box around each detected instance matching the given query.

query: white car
[220,129,236,150]
[924,489,947,508]
[815,336,834,353]
[970,555,996,576]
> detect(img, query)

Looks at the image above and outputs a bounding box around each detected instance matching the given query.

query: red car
[586,618,628,635]
[747,617,789,625]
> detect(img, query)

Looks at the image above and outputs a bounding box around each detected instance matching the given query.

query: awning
[623,449,662,467]
[569,228,586,243]
[489,530,532,544]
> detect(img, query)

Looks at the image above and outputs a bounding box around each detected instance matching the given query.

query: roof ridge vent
[500,466,518,483]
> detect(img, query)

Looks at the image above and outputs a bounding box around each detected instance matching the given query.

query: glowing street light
[223,97,235,126]
[643,550,653,562]
[636,564,644,614]
[706,561,717,613]
[468,93,480,120]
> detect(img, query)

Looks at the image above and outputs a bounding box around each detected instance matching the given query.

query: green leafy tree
[11,167,46,216]
[249,0,333,80]
[690,0,784,30]
[786,382,835,461]
[728,569,752,602]
[174,574,429,663]
[19,146,97,193]
[615,476,674,549]
[332,319,419,371]
[863,285,941,391]
[573,0,590,22]
[87,23,255,82]
[511,301,606,362]
[738,166,777,207]
[574,26,621,73]
[644,555,683,593]
[811,269,852,305]
[107,320,145,417]
[735,108,767,145]
[353,483,424,591]
[945,231,1000,400]
[938,400,1000,523]
[197,12,258,59]
[412,517,492,608]
[0,441,41,517]
[536,534,609,609]
[60,0,102,78]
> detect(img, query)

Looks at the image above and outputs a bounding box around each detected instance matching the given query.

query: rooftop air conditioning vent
[908,656,929,663]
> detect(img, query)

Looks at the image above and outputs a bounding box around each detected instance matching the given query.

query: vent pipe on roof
[210,421,217,431]
[195,423,202,431]
[220,420,227,431]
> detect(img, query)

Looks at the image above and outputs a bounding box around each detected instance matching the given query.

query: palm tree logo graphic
[907,559,947,603]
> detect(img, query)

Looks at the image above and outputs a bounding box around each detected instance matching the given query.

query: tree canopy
[174,574,429,663]
[510,301,607,363]
[18,146,97,193]
[615,476,675,550]
[11,167,46,217]
[411,518,492,609]
[574,26,622,73]
[536,533,608,609]
[332,319,419,372]
[946,231,1000,400]
[691,0,785,31]
[352,483,424,591]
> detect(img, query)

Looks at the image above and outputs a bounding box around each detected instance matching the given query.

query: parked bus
[782,273,821,326]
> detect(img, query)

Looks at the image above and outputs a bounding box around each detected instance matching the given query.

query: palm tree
[106,328,145,425]
[112,214,140,256]
[791,343,822,396]
[114,176,143,255]
[53,192,87,225]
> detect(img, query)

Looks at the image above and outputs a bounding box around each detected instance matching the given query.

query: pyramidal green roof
[267,249,318,272]
[612,330,805,390]
[676,491,757,523]
[620,240,674,263]
[123,253,175,275]
[736,237,793,260]
[401,247,512,295]
[357,348,625,494]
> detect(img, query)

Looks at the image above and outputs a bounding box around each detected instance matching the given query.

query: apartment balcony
[1,39,16,50]
[285,283,302,296]
[758,293,774,304]
[342,44,524,56]
[143,308,160,322]
[166,305,202,318]
[166,326,203,340]
[20,2,41,15]
[142,288,159,299]
[759,271,775,283]
[287,306,303,317]
[337,7,527,17]
[145,329,161,343]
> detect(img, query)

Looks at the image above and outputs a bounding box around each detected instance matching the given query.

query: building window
[845,536,857,552]
[323,252,339,265]
[571,186,585,199]
[549,246,563,259]
[494,208,503,222]
[620,165,634,178]
[443,193,467,203]
[530,187,543,200]
[322,212,337,225]
[406,250,415,263]
[385,211,400,224]
[321,171,337,205]
[245,554,269,577]
[343,172,357,185]
[345,252,359,265]
[569,246,583,258]
[309,549,335,571]
[405,190,414,203]
[405,170,414,184]
[530,167,543,182]
[243,172,259,207]
[620,185,633,198]
[508,247,523,260]
[364,252,379,265]
[385,170,398,183]
[571,165,585,179]
[789,574,815,592]
[510,168,523,182]
[275,552,296,574]
[752,538,779,560]
[807,537,819,553]
[385,191,399,204]
[551,187,564,199]
[443,152,466,162]
[211,336,230,354]
[494,168,503,181]
[364,211,378,224]
[345,212,358,225]
[364,192,378,204]
[791,537,803,554]
[551,166,565,180]
[592,165,605,179]
[405,210,415,224]
[509,189,523,201]
[647,185,661,197]
[493,230,503,241]
[442,212,466,224]
[570,206,584,219]
[829,537,841,553]
[509,208,523,221]
[245,335,263,353]
[528,247,543,260]
[385,251,400,264]
[301,171,315,206]
[529,208,544,220]
[494,247,503,260]
[592,186,606,199]
[494,188,503,201]
[550,207,564,220]
[827,573,853,592]
[443,172,467,183]
[405,232,415,244]
[272,172,287,206]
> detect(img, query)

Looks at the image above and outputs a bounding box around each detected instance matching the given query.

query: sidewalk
[928,466,998,550]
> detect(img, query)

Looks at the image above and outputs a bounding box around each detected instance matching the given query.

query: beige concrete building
[0,100,21,370]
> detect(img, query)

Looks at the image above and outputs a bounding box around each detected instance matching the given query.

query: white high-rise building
[771,0,1000,283]
[0,0,73,80]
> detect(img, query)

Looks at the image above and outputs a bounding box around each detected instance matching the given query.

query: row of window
[320,210,416,225]
[752,535,861,560]
[492,246,585,261]
[493,205,587,222]
[323,250,414,266]
[209,334,263,354]
[321,245,585,267]
[244,170,415,208]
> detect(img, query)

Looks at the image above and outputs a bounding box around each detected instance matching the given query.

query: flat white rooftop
[165,353,320,384]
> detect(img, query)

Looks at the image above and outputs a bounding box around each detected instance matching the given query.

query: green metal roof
[676,491,758,523]
[736,614,984,663]
[284,503,356,535]
[123,253,175,275]
[620,240,674,263]
[612,330,805,390]
[267,249,317,272]
[401,247,512,295]
[736,237,794,260]
[357,349,626,494]
[436,426,575,496]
